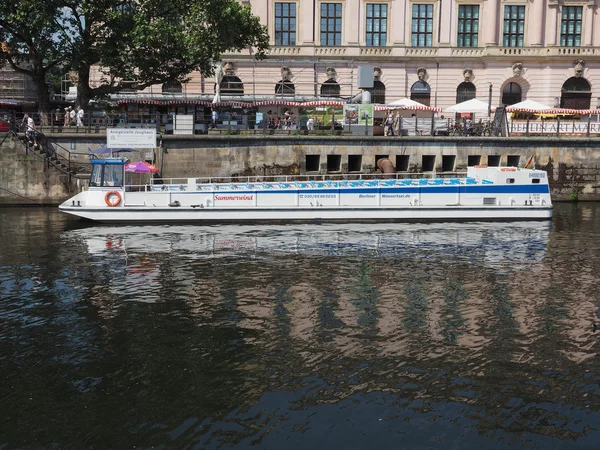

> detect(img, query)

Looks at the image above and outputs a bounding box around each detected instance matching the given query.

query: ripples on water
[1,205,600,449]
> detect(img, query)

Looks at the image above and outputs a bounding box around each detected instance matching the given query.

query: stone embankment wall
[0,136,80,205]
[4,133,600,204]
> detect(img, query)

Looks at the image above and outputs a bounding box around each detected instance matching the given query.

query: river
[1,204,600,449]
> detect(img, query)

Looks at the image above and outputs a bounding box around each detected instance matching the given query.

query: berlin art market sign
[107,128,157,148]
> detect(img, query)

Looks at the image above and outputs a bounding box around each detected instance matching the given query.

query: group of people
[382,111,419,136]
[56,106,85,127]
[263,110,297,130]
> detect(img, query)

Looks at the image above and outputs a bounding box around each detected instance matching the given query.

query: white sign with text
[107,128,157,148]
[509,121,600,134]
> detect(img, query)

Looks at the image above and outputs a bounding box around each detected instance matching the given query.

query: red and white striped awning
[116,99,346,108]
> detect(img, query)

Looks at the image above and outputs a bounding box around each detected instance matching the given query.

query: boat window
[89,164,124,187]
[89,165,103,187]
[506,178,515,184]
[104,165,124,187]
[531,179,540,184]
[483,197,496,205]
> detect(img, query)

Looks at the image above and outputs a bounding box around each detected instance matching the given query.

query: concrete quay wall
[0,137,80,205]
[155,135,600,202]
[4,134,600,204]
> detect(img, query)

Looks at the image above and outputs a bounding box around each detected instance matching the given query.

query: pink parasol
[124,161,159,173]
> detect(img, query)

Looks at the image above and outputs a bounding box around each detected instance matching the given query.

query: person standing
[64,107,71,127]
[211,108,218,128]
[76,105,85,127]
[23,114,36,147]
[69,107,76,126]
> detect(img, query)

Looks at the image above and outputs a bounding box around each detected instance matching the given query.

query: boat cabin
[89,158,126,188]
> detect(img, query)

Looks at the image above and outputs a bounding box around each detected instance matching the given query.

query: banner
[509,121,600,135]
[107,128,157,148]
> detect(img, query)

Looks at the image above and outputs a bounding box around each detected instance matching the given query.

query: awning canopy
[445,98,494,114]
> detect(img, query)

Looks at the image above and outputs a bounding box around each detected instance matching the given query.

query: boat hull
[59,205,552,223]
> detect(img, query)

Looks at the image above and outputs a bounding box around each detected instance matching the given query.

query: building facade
[102,0,600,113]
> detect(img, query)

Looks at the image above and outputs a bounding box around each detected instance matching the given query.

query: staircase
[16,131,91,180]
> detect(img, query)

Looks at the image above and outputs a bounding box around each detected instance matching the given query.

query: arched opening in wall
[410,81,431,106]
[367,80,386,104]
[561,77,591,109]
[219,75,244,95]
[501,82,522,106]
[320,79,340,97]
[275,80,295,96]
[456,82,476,103]
[162,81,182,94]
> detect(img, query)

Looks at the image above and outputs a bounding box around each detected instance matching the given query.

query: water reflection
[3,208,600,448]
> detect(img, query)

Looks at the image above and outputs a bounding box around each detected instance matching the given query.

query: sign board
[491,106,508,137]
[358,65,374,89]
[509,121,600,134]
[358,104,374,126]
[107,128,157,148]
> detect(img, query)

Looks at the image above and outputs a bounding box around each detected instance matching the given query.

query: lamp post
[488,83,493,118]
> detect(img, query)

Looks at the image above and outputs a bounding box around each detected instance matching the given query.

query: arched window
[561,77,591,109]
[162,81,182,94]
[275,80,295,96]
[410,80,431,106]
[321,79,340,97]
[220,75,244,95]
[456,82,476,104]
[367,80,386,104]
[501,82,522,106]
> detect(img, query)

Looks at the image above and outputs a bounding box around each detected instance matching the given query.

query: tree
[0,0,73,117]
[1,0,269,112]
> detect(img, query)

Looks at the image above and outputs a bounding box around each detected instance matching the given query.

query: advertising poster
[358,104,374,126]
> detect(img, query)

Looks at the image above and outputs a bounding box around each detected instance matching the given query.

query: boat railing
[120,171,478,192]
[148,171,469,187]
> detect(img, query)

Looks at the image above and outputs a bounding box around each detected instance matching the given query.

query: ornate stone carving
[512,62,523,77]
[374,67,382,80]
[281,66,293,80]
[223,62,235,75]
[463,69,473,82]
[325,67,337,80]
[417,67,427,81]
[574,59,585,77]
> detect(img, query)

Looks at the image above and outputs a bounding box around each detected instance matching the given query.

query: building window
[456,82,476,104]
[503,5,525,48]
[321,79,341,97]
[411,80,431,106]
[366,4,387,46]
[275,3,296,46]
[320,3,342,46]
[411,4,434,47]
[501,82,522,106]
[560,6,582,47]
[367,80,386,104]
[457,5,479,47]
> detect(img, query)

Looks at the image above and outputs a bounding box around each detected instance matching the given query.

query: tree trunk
[76,67,93,110]
[34,70,51,125]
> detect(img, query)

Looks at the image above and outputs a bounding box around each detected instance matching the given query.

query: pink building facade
[102,0,600,112]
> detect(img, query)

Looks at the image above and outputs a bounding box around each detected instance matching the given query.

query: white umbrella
[445,98,494,114]
[505,99,552,112]
[388,98,428,108]
[375,98,440,112]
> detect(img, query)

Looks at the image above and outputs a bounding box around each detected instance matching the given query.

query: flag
[524,155,534,168]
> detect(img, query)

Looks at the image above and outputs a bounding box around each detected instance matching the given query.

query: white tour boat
[59,158,553,223]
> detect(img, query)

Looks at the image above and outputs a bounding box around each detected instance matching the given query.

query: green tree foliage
[1,0,269,113]
[0,0,73,115]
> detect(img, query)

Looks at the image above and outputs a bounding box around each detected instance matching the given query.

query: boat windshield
[90,162,124,187]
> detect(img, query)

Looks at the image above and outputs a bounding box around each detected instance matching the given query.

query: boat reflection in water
[68,221,550,269]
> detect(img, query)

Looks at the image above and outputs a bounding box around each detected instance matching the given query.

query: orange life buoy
[473,165,487,168]
[105,190,121,207]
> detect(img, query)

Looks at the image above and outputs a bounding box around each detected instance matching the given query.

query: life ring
[105,190,121,207]
[473,165,487,168]
[500,167,517,172]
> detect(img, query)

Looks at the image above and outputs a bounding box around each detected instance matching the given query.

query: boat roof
[90,158,128,165]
